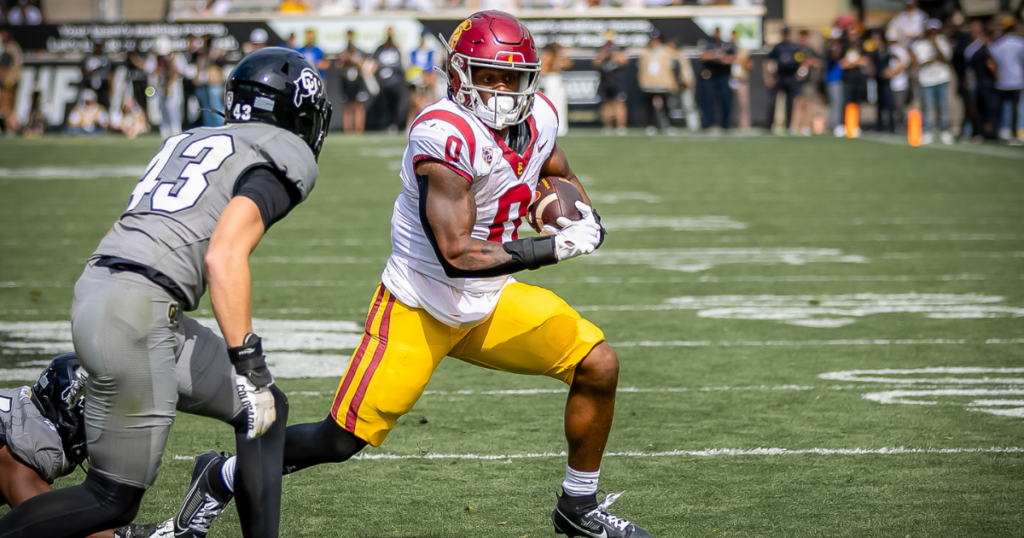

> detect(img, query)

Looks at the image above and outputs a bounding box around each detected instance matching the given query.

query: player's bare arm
[0,446,50,508]
[206,196,265,347]
[418,160,514,271]
[206,195,278,440]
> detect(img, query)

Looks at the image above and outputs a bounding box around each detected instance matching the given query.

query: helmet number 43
[231,103,252,121]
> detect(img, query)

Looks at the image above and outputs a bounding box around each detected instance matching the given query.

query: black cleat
[552,490,653,538]
[174,450,233,538]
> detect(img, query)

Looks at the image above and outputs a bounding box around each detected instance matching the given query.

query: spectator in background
[200,0,232,16]
[81,41,112,110]
[22,90,46,138]
[884,27,912,133]
[337,29,371,134]
[967,21,999,140]
[278,0,312,12]
[667,38,700,132]
[869,29,897,132]
[888,0,927,44]
[992,17,1024,144]
[125,51,150,120]
[66,89,108,136]
[825,28,846,135]
[594,30,628,135]
[0,29,23,135]
[408,33,438,125]
[541,42,572,137]
[6,0,42,25]
[764,26,802,134]
[697,27,736,130]
[374,27,408,133]
[242,28,269,55]
[835,24,872,137]
[947,18,972,139]
[110,95,149,139]
[731,28,753,131]
[792,29,822,136]
[194,38,226,126]
[299,29,330,79]
[285,32,297,49]
[638,30,678,135]
[150,35,187,137]
[912,19,954,145]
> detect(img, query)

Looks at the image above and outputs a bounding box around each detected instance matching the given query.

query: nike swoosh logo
[556,509,608,538]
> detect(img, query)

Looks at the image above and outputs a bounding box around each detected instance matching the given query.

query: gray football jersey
[92,123,318,310]
[0,387,70,483]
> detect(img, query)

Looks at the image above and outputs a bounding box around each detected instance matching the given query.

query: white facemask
[476,95,517,130]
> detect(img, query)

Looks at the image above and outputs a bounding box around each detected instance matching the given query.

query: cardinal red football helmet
[444,11,541,130]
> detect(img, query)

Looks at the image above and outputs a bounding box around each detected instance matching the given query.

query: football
[526,177,585,234]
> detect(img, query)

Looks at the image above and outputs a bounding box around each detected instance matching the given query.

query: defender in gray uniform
[0,353,158,537]
[0,47,331,538]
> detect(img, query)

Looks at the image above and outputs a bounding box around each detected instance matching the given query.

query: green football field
[1,132,1023,537]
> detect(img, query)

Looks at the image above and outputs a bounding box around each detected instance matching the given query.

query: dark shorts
[599,74,628,102]
[340,69,369,103]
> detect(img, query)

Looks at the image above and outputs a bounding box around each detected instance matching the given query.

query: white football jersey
[382,94,560,328]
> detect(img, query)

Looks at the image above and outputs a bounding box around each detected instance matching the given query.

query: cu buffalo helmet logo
[293,67,323,107]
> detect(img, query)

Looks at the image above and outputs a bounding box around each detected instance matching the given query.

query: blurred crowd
[764,0,1024,146]
[0,26,449,138]
[2,0,1022,145]
[184,0,761,17]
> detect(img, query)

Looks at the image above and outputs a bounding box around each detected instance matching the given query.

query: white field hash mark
[600,216,747,231]
[820,367,1024,418]
[583,248,868,273]
[578,293,1024,328]
[0,319,362,380]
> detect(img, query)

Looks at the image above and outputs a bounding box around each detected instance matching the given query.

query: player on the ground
[0,47,331,538]
[172,12,652,538]
[0,354,160,538]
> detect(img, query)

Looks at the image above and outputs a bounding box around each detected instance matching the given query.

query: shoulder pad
[252,128,319,202]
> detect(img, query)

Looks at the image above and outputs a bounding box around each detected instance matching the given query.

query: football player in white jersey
[171,11,653,538]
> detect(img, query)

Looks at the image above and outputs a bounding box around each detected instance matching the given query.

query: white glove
[235,374,276,440]
[546,201,602,261]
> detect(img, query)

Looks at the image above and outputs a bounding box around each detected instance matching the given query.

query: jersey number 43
[126,134,236,213]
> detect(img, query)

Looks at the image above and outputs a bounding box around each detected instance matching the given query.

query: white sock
[562,465,600,497]
[220,456,237,493]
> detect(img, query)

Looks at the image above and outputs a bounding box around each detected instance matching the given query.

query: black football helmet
[225,47,333,159]
[33,353,89,468]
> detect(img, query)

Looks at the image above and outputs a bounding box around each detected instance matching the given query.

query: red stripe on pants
[330,286,385,422]
[345,294,396,431]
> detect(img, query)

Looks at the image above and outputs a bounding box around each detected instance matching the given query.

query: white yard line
[171,445,1024,462]
[614,338,973,347]
[350,446,1024,461]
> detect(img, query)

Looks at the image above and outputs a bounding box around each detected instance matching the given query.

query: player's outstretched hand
[234,374,276,440]
[549,201,602,261]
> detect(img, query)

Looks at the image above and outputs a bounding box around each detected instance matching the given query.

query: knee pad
[82,471,146,528]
